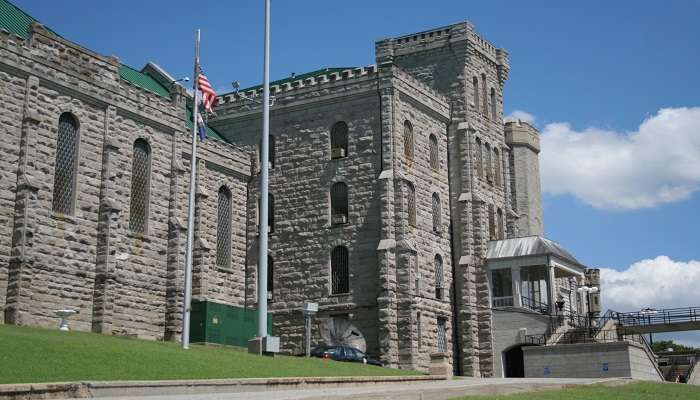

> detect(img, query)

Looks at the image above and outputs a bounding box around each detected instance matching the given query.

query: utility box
[190,300,271,347]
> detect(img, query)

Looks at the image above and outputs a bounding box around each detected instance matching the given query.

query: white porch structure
[486,236,587,315]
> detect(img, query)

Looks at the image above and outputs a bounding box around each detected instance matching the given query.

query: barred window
[488,204,496,241]
[497,208,504,240]
[481,74,488,116]
[407,182,416,227]
[403,120,414,160]
[259,135,275,169]
[485,142,492,184]
[434,254,444,300]
[330,121,348,159]
[494,148,502,187]
[129,139,151,233]
[429,134,439,170]
[331,182,348,225]
[475,138,483,178]
[432,193,441,233]
[437,318,447,353]
[216,186,232,268]
[472,76,479,110]
[490,88,497,120]
[331,245,349,294]
[267,255,274,301]
[52,113,79,215]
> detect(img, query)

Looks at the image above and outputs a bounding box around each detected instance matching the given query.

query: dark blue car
[310,346,382,366]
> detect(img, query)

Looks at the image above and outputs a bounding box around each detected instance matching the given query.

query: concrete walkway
[88,377,622,400]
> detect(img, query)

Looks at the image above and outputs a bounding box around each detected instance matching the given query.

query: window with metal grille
[432,193,441,233]
[429,134,439,170]
[129,139,151,233]
[475,137,483,178]
[490,88,497,120]
[485,142,492,184]
[494,148,502,187]
[216,186,232,268]
[331,182,348,225]
[481,74,488,116]
[52,113,79,215]
[330,121,348,159]
[407,182,416,227]
[259,135,275,169]
[434,254,444,300]
[258,194,274,233]
[488,205,496,241]
[331,246,349,294]
[267,255,274,301]
[472,76,479,110]
[497,208,504,240]
[403,120,414,160]
[437,318,447,353]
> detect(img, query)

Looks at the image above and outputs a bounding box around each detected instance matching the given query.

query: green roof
[0,0,59,39]
[118,64,170,97]
[185,107,228,143]
[221,67,355,96]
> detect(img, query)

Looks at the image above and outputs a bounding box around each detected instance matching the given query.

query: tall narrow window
[497,208,504,240]
[407,182,416,227]
[258,193,274,234]
[417,313,422,349]
[331,182,349,225]
[437,318,447,353]
[216,186,232,268]
[475,138,483,178]
[330,121,348,159]
[472,76,479,110]
[259,135,275,169]
[494,148,502,187]
[485,142,492,184]
[429,134,439,170]
[331,246,349,294]
[432,193,441,233]
[434,254,444,300]
[267,255,274,300]
[52,113,79,215]
[481,73,488,116]
[488,204,496,241]
[403,120,414,160]
[129,139,151,233]
[490,88,497,120]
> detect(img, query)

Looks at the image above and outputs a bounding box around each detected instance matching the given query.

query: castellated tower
[505,121,544,236]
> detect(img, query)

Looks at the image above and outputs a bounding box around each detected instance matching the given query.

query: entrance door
[503,345,526,377]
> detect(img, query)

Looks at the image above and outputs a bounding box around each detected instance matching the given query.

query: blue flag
[197,114,207,141]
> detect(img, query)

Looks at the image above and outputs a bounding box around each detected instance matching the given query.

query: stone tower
[505,120,544,236]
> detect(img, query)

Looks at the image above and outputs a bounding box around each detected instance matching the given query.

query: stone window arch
[429,134,439,170]
[129,138,151,233]
[330,121,348,159]
[432,193,441,233]
[216,186,232,268]
[331,245,349,294]
[403,120,414,160]
[52,112,80,215]
[435,254,444,300]
[406,181,416,227]
[331,182,348,225]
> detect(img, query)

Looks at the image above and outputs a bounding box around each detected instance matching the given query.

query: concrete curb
[0,375,444,399]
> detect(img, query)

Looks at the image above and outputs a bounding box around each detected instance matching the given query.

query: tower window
[330,121,348,159]
[481,73,487,116]
[494,148,502,187]
[475,137,483,178]
[497,208,504,240]
[216,186,232,268]
[435,254,444,300]
[331,182,349,225]
[432,193,441,233]
[129,139,151,233]
[407,182,416,227]
[52,113,79,215]
[331,246,349,294]
[490,88,497,120]
[429,134,439,170]
[488,204,496,241]
[472,76,479,111]
[485,142,492,184]
[437,318,447,353]
[404,120,414,160]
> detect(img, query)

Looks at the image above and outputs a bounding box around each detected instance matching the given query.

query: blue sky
[13,1,700,340]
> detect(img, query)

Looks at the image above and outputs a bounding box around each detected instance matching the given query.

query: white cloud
[539,107,700,210]
[505,109,536,124]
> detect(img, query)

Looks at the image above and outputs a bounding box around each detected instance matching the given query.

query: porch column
[547,265,556,315]
[511,267,522,307]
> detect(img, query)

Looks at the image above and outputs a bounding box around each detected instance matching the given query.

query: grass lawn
[0,324,418,384]
[450,382,700,400]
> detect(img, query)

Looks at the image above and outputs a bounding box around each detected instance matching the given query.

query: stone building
[0,0,599,377]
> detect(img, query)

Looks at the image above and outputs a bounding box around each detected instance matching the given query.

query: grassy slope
[451,382,700,400]
[0,324,417,384]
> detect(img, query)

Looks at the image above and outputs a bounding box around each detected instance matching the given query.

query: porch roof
[486,235,583,267]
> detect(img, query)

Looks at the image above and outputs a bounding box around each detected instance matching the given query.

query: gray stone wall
[491,308,551,377]
[505,121,543,237]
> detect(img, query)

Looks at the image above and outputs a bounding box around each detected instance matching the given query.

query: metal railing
[493,296,514,307]
[521,296,549,314]
[612,306,700,327]
[524,328,647,346]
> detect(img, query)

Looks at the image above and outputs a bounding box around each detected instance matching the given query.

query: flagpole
[256,0,271,340]
[182,28,201,350]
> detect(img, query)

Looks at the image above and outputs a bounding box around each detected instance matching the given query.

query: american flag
[197,66,217,114]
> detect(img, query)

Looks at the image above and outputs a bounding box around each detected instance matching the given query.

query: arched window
[259,135,275,169]
[490,88,497,120]
[258,193,274,234]
[267,255,274,300]
[485,142,492,184]
[494,148,502,187]
[475,137,483,178]
[129,139,151,233]
[331,182,349,225]
[488,204,496,241]
[216,186,232,268]
[497,208,504,240]
[403,120,414,160]
[481,73,488,116]
[472,76,479,110]
[330,121,348,159]
[429,134,439,170]
[52,112,79,214]
[407,181,416,227]
[435,254,444,300]
[432,193,441,233]
[331,246,349,294]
